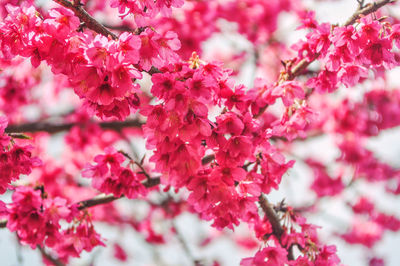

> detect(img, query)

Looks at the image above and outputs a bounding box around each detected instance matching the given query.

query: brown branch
[258,194,294,260]
[259,194,284,238]
[103,23,136,32]
[201,154,215,165]
[0,220,6,228]
[53,0,117,39]
[5,119,143,134]
[77,194,121,210]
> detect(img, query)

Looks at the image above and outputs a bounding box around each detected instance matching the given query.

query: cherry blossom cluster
[3,186,104,262]
[0,116,41,194]
[1,0,400,265]
[82,147,149,198]
[326,89,400,191]
[218,0,299,44]
[241,201,341,265]
[140,56,297,231]
[110,0,184,26]
[341,196,400,248]
[0,59,40,121]
[294,14,400,93]
[0,3,180,119]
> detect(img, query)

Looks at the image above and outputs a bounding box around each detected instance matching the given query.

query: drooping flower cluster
[241,209,340,265]
[5,186,104,262]
[0,59,39,121]
[6,187,71,248]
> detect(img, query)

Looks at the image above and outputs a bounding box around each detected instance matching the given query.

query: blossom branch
[77,194,121,210]
[287,0,395,81]
[0,177,161,228]
[52,0,118,39]
[52,0,162,75]
[345,0,395,25]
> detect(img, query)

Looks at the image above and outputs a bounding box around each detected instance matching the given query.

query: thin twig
[38,245,65,266]
[172,221,203,266]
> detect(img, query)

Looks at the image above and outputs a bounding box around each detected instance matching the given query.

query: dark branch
[259,194,284,238]
[258,194,294,260]
[77,194,121,210]
[5,120,143,134]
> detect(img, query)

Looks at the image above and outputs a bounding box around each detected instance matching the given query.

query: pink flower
[307,158,344,197]
[7,187,72,249]
[272,81,305,107]
[216,112,244,136]
[307,69,338,93]
[113,243,128,261]
[330,25,359,54]
[217,136,253,166]
[43,7,80,39]
[359,38,395,67]
[0,116,10,147]
[116,32,141,65]
[315,245,340,266]
[341,219,383,248]
[151,72,185,99]
[241,246,288,266]
[338,64,368,87]
[390,24,400,48]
